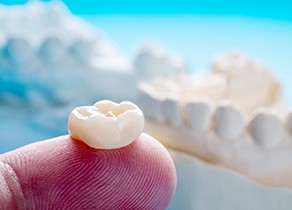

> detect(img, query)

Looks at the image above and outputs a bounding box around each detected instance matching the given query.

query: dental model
[68,100,144,149]
[0,1,187,109]
[139,51,292,209]
[0,1,187,154]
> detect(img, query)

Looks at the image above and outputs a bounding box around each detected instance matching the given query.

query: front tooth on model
[249,110,283,147]
[186,99,212,132]
[214,102,244,141]
[163,97,182,126]
[68,100,145,149]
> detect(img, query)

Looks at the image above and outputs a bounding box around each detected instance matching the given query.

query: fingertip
[0,134,176,209]
[0,161,27,209]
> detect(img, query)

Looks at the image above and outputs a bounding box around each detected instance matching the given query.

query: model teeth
[69,39,93,63]
[39,36,65,64]
[139,82,286,147]
[248,110,283,147]
[186,99,212,132]
[5,37,33,64]
[68,100,145,149]
[151,96,164,123]
[214,102,244,141]
[163,97,182,126]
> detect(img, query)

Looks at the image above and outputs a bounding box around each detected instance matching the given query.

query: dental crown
[68,100,145,149]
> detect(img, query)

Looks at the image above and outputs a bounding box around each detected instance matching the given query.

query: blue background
[2,0,292,21]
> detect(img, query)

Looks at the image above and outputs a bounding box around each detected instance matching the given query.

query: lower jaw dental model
[139,52,292,210]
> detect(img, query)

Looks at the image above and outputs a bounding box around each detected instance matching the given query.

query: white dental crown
[68,100,145,149]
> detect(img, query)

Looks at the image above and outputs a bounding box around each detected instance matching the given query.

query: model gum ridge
[68,100,144,149]
[139,51,292,187]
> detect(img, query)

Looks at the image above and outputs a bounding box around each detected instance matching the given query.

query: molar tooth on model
[185,99,212,132]
[214,102,245,141]
[68,100,145,149]
[248,109,283,147]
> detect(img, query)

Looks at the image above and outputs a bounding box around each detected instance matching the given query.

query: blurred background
[1,0,292,153]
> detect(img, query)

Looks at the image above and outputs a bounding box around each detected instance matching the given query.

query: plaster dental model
[0,1,187,152]
[134,42,188,80]
[0,100,177,209]
[139,52,292,210]
[0,1,187,108]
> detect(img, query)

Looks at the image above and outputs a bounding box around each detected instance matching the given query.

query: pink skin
[0,133,176,209]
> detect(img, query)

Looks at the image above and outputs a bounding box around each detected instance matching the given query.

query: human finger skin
[0,133,176,210]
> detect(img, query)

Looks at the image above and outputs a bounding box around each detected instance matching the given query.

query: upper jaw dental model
[0,1,188,153]
[0,1,188,108]
[139,51,292,209]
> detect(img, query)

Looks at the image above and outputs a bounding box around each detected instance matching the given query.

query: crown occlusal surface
[68,100,145,149]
